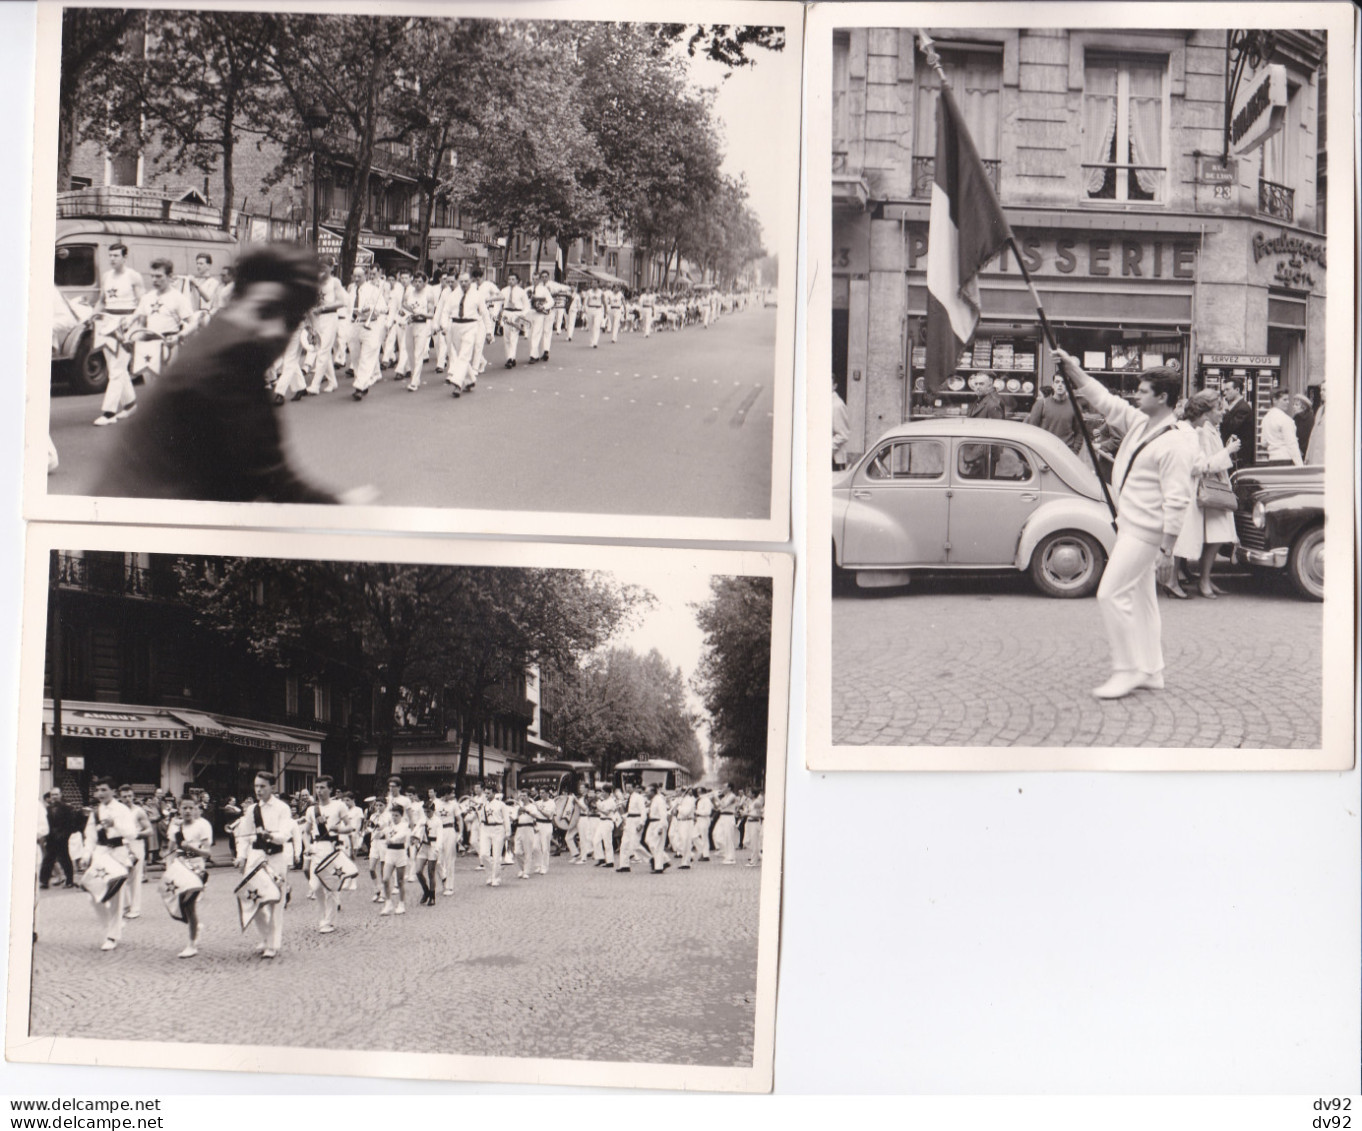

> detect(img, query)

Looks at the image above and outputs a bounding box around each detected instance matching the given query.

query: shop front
[170,710,323,801]
[834,204,1326,460]
[356,744,513,795]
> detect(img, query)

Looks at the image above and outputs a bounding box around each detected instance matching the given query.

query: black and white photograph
[26,0,800,542]
[7,528,791,1090]
[805,7,1354,769]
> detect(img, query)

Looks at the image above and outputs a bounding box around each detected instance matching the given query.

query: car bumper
[1235,546,1288,569]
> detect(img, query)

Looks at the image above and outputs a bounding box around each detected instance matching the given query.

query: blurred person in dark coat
[99,245,372,505]
[39,788,77,888]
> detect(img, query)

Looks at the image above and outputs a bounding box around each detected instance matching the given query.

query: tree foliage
[692,577,772,784]
[174,557,641,788]
[554,647,703,776]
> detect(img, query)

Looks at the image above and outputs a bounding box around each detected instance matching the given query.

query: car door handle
[1020,493,1038,501]
[851,489,872,499]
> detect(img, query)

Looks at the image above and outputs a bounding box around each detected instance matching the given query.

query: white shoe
[123,912,140,920]
[318,924,336,934]
[395,903,405,915]
[114,402,138,420]
[379,903,392,916]
[1137,670,1165,690]
[178,945,198,958]
[100,938,117,951]
[1092,671,1145,699]
[490,879,501,887]
[261,949,277,959]
[485,877,494,886]
[253,943,266,954]
[93,414,117,426]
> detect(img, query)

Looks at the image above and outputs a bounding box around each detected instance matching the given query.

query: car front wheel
[1029,530,1105,598]
[1287,525,1324,601]
[65,331,109,396]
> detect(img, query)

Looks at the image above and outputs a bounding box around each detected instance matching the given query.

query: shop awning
[42,701,194,741]
[371,245,419,270]
[568,265,628,287]
[168,710,323,755]
[316,228,375,266]
[428,232,482,260]
[906,283,1192,325]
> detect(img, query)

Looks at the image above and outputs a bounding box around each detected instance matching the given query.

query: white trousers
[308,315,339,392]
[99,341,136,416]
[445,320,479,389]
[503,318,525,360]
[607,310,621,342]
[472,322,489,373]
[272,327,307,398]
[437,827,457,889]
[1095,528,1164,676]
[479,826,506,882]
[529,312,552,358]
[307,847,339,928]
[675,818,695,866]
[353,322,385,391]
[642,309,654,336]
[592,819,615,864]
[714,814,737,863]
[409,320,434,380]
[333,319,353,369]
[586,308,604,346]
[618,818,644,865]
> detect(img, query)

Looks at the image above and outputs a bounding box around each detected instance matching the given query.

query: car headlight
[1252,501,1266,528]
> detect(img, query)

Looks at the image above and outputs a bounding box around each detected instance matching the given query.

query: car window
[865,440,945,480]
[55,244,97,288]
[957,442,1034,482]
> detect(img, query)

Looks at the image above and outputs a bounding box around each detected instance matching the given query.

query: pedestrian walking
[40,788,77,888]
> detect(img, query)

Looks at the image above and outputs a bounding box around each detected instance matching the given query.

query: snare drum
[79,846,130,904]
[234,860,282,930]
[160,857,205,921]
[312,848,360,892]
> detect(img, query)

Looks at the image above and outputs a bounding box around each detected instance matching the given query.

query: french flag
[924,84,1014,394]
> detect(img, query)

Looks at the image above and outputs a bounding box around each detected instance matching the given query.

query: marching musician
[91,243,145,427]
[674,788,697,870]
[527,270,555,365]
[471,266,500,377]
[604,285,625,344]
[303,776,349,935]
[403,272,438,389]
[232,771,295,959]
[639,289,657,337]
[350,265,389,400]
[645,784,670,874]
[378,798,410,916]
[692,787,714,862]
[79,777,141,951]
[533,790,554,874]
[302,257,348,396]
[382,268,412,373]
[434,784,462,896]
[165,794,213,958]
[583,283,606,349]
[500,272,530,368]
[744,790,764,868]
[413,798,441,906]
[482,790,510,887]
[467,783,486,869]
[557,782,584,863]
[117,784,153,921]
[616,783,647,873]
[511,790,538,880]
[714,785,739,865]
[591,789,617,867]
[436,272,488,398]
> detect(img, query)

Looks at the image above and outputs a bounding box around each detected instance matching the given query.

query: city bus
[611,759,693,792]
[511,760,600,796]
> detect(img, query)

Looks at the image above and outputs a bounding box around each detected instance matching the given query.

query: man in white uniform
[306,256,348,395]
[471,266,499,376]
[126,259,193,383]
[350,266,388,399]
[500,272,530,368]
[481,791,510,886]
[583,284,606,348]
[92,242,145,425]
[674,788,697,869]
[605,286,625,343]
[434,785,461,895]
[232,771,296,959]
[436,271,488,397]
[644,785,670,873]
[185,253,220,332]
[79,777,141,950]
[527,271,556,364]
[639,289,657,337]
[404,272,439,390]
[303,776,349,934]
[591,789,617,866]
[616,784,647,872]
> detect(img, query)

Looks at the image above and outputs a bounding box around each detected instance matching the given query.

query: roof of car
[56,218,238,244]
[859,417,1106,502]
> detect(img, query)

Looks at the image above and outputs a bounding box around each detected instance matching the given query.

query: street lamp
[303,103,332,249]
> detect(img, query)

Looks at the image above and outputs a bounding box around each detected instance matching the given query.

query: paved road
[48,307,777,518]
[832,571,1322,748]
[28,848,761,1066]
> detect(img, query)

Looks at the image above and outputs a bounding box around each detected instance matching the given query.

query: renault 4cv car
[833,418,1117,598]
[1231,463,1324,601]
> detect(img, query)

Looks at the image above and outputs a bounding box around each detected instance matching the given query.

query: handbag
[1196,472,1237,511]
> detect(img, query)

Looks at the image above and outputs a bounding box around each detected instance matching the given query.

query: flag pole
[1007,238,1118,525]
[918,31,1117,525]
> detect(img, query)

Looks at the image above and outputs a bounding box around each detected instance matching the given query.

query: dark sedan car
[1231,464,1323,600]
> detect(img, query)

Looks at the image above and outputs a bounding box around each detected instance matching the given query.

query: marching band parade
[56,772,764,960]
[80,244,766,428]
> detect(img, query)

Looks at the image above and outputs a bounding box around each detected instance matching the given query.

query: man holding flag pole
[919,32,1193,700]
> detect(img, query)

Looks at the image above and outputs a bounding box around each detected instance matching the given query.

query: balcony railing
[54,553,178,600]
[1258,178,1295,223]
[912,156,1001,199]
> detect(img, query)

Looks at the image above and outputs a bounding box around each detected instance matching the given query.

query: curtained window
[914,47,1003,162]
[1083,57,1167,202]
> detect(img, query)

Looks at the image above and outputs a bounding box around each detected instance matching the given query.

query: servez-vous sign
[905,229,1197,280]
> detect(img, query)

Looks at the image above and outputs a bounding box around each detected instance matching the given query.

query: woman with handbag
[1172,390,1241,600]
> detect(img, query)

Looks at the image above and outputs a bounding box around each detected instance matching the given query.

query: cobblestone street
[832,571,1323,748]
[27,848,761,1068]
